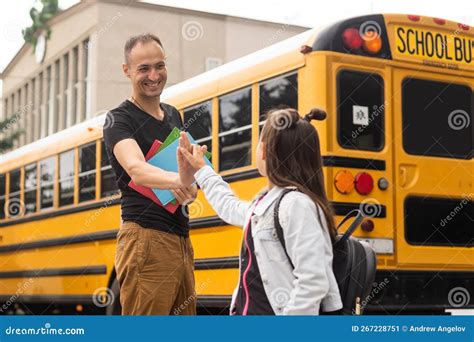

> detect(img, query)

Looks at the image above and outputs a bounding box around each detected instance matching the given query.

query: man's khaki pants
[115,221,196,315]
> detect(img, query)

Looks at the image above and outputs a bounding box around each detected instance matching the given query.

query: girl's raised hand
[178,136,208,171]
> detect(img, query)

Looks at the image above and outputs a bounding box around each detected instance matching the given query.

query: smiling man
[103,33,197,315]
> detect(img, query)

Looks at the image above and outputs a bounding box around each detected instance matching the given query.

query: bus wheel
[106,278,121,315]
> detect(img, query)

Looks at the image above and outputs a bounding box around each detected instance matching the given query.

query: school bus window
[59,150,75,207]
[218,87,252,171]
[402,78,472,160]
[405,196,474,247]
[24,163,37,214]
[259,72,298,133]
[337,70,384,151]
[79,142,97,203]
[100,140,119,198]
[8,169,21,217]
[0,174,6,219]
[184,101,212,156]
[40,157,55,210]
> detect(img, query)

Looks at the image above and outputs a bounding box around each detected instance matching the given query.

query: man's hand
[171,184,198,205]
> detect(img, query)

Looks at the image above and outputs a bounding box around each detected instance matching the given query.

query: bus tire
[106,278,121,315]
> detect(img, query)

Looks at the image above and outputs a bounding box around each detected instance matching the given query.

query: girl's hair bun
[304,108,327,122]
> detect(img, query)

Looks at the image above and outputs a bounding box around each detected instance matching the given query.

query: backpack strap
[334,209,364,247]
[274,190,365,265]
[273,188,297,269]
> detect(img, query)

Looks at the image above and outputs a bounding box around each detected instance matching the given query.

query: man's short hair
[124,33,164,64]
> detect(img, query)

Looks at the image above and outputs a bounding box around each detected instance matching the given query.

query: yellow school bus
[0,14,472,315]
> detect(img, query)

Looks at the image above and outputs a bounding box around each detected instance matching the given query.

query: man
[103,33,197,315]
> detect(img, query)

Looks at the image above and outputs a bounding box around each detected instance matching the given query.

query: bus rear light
[407,15,421,22]
[362,35,382,54]
[334,170,354,194]
[361,219,375,232]
[355,172,374,195]
[458,23,470,30]
[342,28,363,50]
[433,18,446,25]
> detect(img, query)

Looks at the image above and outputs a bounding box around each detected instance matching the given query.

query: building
[0,0,306,150]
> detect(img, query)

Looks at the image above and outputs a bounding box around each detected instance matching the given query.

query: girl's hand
[177,133,197,186]
[178,133,207,171]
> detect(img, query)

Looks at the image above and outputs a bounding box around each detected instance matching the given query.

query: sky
[0,0,473,83]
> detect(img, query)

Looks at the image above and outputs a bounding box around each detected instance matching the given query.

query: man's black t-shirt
[103,100,189,236]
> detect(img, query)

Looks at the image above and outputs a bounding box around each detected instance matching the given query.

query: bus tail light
[342,28,362,50]
[355,172,374,195]
[334,170,354,194]
[361,219,375,232]
[362,34,382,54]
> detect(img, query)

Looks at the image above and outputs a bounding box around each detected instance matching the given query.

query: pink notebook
[128,140,179,214]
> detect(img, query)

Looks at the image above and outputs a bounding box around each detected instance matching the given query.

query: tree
[22,0,59,48]
[0,116,24,154]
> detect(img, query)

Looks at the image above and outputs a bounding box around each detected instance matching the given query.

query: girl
[177,108,342,315]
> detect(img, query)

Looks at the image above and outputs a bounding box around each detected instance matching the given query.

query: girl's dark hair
[261,107,337,241]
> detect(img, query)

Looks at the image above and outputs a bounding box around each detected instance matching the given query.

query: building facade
[0,0,306,151]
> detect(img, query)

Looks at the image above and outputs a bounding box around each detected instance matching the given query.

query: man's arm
[113,138,182,189]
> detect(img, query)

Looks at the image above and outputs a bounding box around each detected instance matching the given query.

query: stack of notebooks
[128,127,212,213]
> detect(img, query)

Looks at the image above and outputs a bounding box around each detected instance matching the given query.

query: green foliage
[22,0,59,48]
[0,116,25,154]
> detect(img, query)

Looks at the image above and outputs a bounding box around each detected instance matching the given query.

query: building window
[63,53,69,129]
[79,142,96,202]
[24,163,37,214]
[46,65,52,135]
[83,39,90,120]
[0,174,5,219]
[72,46,79,125]
[259,72,298,133]
[40,156,55,210]
[53,59,60,133]
[100,140,119,198]
[218,87,252,171]
[8,169,21,217]
[184,101,212,156]
[37,72,43,140]
[59,149,75,207]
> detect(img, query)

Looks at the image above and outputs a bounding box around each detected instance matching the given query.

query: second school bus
[0,14,472,314]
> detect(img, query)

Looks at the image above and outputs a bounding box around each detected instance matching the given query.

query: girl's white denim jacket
[194,165,343,315]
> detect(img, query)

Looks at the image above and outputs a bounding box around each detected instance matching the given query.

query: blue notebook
[147,132,213,205]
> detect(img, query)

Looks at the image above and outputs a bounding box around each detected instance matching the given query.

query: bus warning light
[354,172,374,195]
[342,28,363,50]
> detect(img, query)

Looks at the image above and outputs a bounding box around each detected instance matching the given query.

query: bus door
[392,67,473,268]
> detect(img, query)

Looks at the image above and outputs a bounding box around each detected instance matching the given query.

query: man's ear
[122,63,130,78]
